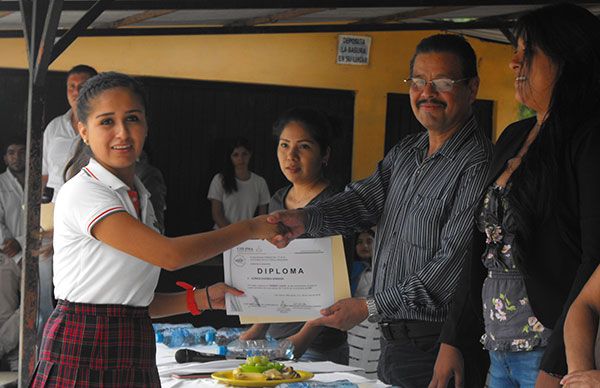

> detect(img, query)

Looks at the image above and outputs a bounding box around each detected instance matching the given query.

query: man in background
[42,64,97,202]
[0,137,26,371]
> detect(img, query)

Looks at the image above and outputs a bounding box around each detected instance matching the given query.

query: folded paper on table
[238,235,350,324]
[40,203,54,231]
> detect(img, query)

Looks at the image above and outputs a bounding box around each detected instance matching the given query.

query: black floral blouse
[477,183,552,352]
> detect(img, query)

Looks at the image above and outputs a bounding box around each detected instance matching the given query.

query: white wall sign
[337,35,372,65]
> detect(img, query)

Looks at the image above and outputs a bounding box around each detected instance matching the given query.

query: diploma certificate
[224,237,335,318]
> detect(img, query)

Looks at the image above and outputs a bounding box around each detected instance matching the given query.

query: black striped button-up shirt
[305,116,493,322]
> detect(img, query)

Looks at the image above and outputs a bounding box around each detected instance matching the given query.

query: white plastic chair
[347,319,381,378]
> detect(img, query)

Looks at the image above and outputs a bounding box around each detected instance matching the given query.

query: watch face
[367,313,380,323]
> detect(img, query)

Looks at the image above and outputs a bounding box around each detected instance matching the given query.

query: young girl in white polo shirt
[30,72,280,387]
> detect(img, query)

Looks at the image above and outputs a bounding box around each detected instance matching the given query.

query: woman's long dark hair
[221,137,252,194]
[508,3,600,270]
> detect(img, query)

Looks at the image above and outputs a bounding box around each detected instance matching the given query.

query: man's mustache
[417,99,447,108]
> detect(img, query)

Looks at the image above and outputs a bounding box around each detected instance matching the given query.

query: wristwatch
[366,297,381,323]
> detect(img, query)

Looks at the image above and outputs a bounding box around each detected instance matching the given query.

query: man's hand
[308,297,368,331]
[535,370,562,388]
[1,238,21,258]
[428,343,464,388]
[561,370,600,387]
[266,210,306,248]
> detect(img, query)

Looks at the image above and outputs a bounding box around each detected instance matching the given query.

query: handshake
[249,209,306,248]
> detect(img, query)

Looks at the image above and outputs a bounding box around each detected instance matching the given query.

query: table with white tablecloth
[156,344,388,388]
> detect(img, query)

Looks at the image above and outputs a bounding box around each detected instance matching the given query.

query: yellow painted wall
[0,31,518,179]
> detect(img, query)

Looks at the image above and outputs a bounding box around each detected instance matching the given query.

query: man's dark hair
[4,135,26,155]
[409,34,478,79]
[67,64,98,78]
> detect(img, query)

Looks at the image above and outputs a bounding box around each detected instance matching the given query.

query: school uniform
[30,158,161,387]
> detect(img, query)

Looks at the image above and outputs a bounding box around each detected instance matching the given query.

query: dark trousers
[377,320,489,388]
[377,320,441,388]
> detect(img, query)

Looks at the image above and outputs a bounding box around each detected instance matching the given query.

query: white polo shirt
[0,170,24,263]
[53,158,161,306]
[42,110,81,201]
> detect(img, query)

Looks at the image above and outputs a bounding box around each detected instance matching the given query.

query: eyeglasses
[404,77,470,92]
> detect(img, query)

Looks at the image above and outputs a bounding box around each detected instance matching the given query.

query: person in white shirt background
[38,65,98,336]
[0,137,25,371]
[208,136,270,229]
[42,64,97,203]
[30,72,281,387]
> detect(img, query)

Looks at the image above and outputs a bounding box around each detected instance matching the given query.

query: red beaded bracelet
[176,281,201,315]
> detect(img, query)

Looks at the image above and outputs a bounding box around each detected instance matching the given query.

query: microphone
[175,348,226,363]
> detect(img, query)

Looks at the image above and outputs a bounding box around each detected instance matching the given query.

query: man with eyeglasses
[268,34,492,387]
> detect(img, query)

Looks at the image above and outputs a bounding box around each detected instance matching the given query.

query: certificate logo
[233,255,246,267]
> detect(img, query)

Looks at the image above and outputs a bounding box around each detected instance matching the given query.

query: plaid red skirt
[29,300,160,387]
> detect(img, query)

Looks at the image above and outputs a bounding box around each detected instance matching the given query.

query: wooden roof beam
[104,9,176,28]
[352,6,471,24]
[226,8,329,27]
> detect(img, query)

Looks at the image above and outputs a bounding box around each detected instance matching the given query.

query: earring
[83,139,89,145]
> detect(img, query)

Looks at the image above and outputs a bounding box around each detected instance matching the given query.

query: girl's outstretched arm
[92,213,281,270]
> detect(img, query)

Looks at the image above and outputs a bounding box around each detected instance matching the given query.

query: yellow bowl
[211,369,314,387]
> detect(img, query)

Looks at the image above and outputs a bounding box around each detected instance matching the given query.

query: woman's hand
[428,343,465,388]
[239,324,268,341]
[202,282,244,310]
[561,370,600,387]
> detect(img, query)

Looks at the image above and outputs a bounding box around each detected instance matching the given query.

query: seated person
[350,229,375,298]
[0,254,19,371]
[348,229,381,377]
[0,138,26,371]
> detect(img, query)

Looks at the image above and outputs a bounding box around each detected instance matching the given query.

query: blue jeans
[488,348,545,388]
